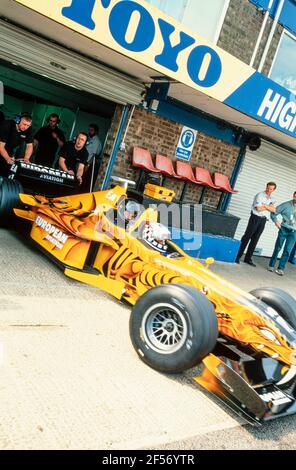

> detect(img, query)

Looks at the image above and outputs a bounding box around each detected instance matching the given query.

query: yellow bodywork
[15,186,296,368]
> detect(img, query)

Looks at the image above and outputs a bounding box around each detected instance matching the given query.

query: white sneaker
[275,269,284,276]
[267,267,274,272]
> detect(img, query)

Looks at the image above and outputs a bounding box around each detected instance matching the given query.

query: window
[145,0,230,43]
[145,0,187,22]
[269,31,296,94]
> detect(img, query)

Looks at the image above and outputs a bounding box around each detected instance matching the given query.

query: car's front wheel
[129,284,218,373]
[0,177,23,223]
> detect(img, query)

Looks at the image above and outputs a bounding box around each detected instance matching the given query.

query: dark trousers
[289,242,296,263]
[237,212,267,261]
[269,227,296,270]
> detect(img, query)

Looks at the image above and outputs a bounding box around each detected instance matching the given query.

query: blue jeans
[269,227,296,270]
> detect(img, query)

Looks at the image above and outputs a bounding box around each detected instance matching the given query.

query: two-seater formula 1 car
[9,185,296,423]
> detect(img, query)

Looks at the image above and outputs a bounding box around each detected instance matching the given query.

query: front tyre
[0,177,23,223]
[250,287,296,330]
[129,284,218,373]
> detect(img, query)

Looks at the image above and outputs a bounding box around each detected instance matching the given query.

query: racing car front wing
[194,352,296,424]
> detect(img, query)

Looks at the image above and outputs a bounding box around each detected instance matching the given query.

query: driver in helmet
[142,221,171,255]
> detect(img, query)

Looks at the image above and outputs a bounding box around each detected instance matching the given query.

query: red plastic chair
[176,161,198,183]
[132,147,160,173]
[213,173,238,193]
[195,167,218,189]
[155,154,182,179]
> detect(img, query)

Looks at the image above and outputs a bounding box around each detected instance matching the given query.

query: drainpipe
[101,104,130,190]
[258,0,285,73]
[250,0,274,68]
[220,139,247,212]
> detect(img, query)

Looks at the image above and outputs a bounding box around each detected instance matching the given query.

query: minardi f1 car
[4,184,296,424]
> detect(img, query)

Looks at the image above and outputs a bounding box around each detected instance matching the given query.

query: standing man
[58,132,88,186]
[0,113,33,176]
[235,182,277,266]
[83,123,102,191]
[86,124,102,162]
[34,113,65,168]
[268,191,296,276]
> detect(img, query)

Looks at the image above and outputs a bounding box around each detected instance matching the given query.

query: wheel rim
[142,303,188,354]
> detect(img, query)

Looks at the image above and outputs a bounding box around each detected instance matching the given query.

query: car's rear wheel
[0,177,23,224]
[129,284,218,373]
[250,287,296,330]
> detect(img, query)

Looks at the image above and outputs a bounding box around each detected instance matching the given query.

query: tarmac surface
[0,227,295,450]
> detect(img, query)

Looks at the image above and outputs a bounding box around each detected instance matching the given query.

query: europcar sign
[15,0,296,139]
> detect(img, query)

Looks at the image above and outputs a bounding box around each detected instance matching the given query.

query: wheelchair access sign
[175,126,198,161]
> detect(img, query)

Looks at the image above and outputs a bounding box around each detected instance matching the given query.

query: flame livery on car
[11,185,296,423]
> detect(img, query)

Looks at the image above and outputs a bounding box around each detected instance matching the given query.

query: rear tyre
[129,284,218,373]
[250,287,296,330]
[0,177,23,225]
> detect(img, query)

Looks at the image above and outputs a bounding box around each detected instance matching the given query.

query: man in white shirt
[235,182,277,267]
[83,123,102,191]
[86,124,102,162]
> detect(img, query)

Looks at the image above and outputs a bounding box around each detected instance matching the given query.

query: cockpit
[106,197,184,259]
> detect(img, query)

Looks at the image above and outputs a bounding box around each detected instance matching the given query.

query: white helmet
[142,222,171,254]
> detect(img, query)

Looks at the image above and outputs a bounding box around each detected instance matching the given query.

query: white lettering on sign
[257,89,296,133]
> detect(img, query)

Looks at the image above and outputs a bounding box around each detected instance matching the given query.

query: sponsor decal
[20,162,75,180]
[35,215,68,249]
[259,389,292,405]
[40,175,64,183]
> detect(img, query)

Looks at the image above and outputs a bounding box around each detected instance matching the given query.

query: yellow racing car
[7,184,296,424]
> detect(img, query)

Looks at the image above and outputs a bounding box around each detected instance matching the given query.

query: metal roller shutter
[0,20,144,105]
[228,140,296,257]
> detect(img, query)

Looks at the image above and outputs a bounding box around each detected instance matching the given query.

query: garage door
[0,20,145,105]
[228,140,296,257]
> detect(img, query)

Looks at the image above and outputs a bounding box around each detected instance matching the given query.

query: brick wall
[96,106,240,209]
[218,0,282,74]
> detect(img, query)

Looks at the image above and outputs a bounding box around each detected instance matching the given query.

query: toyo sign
[14,0,253,103]
[15,0,296,139]
[61,0,222,89]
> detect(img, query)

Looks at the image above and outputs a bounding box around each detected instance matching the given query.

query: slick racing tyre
[0,177,23,224]
[250,287,296,330]
[129,284,218,373]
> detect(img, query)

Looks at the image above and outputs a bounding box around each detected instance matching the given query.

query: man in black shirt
[58,132,88,185]
[34,113,65,168]
[0,113,33,176]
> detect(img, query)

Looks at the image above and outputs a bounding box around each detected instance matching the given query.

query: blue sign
[176,126,197,160]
